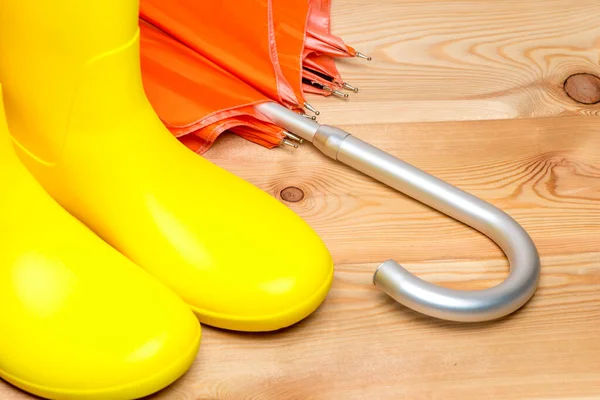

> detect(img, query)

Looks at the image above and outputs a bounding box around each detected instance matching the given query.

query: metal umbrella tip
[356,52,372,61]
[332,89,349,99]
[303,102,320,115]
[281,139,299,149]
[342,82,359,93]
[283,131,304,144]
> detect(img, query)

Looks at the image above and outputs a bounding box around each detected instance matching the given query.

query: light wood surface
[2,1,600,399]
[316,0,600,126]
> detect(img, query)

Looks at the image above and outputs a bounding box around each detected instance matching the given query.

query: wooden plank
[159,116,600,399]
[207,116,600,271]
[308,0,600,126]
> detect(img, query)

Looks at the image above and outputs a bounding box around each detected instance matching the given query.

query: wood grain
[172,117,600,400]
[308,0,600,126]
[2,1,600,399]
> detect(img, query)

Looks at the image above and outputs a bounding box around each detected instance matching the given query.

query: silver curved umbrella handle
[257,102,541,322]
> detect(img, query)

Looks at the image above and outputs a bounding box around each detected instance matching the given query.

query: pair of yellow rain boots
[0,0,333,399]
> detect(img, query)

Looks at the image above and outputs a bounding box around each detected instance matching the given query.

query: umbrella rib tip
[303,102,320,116]
[342,82,360,93]
[332,89,349,99]
[284,131,304,144]
[301,113,317,121]
[281,139,299,149]
[356,52,372,61]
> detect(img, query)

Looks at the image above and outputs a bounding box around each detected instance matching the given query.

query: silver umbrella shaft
[256,102,540,322]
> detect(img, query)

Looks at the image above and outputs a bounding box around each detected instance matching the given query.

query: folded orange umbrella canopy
[140,0,371,152]
[140,21,285,153]
[140,0,319,152]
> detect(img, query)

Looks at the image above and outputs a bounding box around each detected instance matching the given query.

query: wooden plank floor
[3,1,600,399]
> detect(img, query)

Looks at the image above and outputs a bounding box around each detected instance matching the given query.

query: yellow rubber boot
[0,0,333,331]
[0,87,200,399]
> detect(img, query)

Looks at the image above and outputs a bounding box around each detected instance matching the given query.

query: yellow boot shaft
[0,0,138,163]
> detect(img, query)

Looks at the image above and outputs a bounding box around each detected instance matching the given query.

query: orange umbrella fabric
[140,21,284,153]
[140,0,362,153]
[141,0,303,110]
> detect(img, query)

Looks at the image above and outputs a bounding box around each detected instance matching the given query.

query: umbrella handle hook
[257,102,541,322]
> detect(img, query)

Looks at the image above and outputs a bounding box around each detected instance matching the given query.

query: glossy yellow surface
[0,0,333,332]
[0,87,201,399]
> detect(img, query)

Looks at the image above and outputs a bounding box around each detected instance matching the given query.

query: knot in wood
[280,186,305,203]
[564,73,600,104]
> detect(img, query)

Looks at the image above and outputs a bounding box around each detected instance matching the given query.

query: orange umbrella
[140,0,333,153]
[140,0,541,322]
